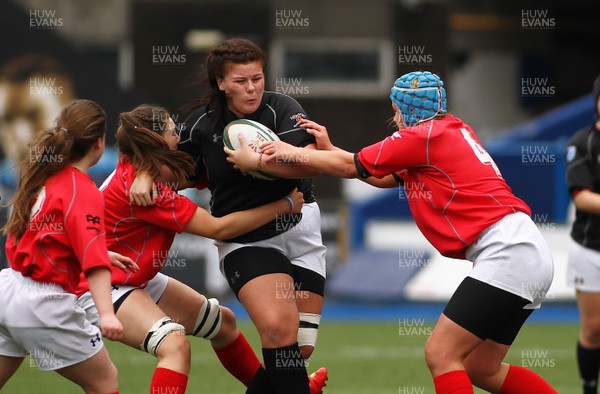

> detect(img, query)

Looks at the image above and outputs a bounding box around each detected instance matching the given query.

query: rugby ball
[223,119,280,180]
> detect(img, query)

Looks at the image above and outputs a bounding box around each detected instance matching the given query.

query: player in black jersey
[566,75,600,394]
[130,38,327,394]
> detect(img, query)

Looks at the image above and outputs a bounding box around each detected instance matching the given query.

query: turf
[3,321,582,393]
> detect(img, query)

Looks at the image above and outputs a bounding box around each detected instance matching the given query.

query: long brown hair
[116,104,194,187]
[182,38,267,123]
[3,99,106,241]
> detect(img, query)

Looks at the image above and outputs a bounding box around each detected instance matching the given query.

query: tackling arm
[183,188,304,240]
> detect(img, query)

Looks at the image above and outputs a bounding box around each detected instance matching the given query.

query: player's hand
[108,251,139,273]
[261,140,300,164]
[300,119,337,151]
[99,314,123,341]
[286,188,304,214]
[130,172,157,206]
[224,134,260,174]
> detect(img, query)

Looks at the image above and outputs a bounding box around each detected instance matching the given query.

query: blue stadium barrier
[325,248,428,301]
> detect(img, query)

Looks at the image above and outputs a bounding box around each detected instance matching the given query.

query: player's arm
[256,142,323,178]
[361,174,401,188]
[572,189,600,215]
[285,119,398,188]
[86,266,123,340]
[254,118,337,178]
[225,136,358,178]
[65,186,124,340]
[266,141,358,178]
[565,135,600,214]
[129,169,195,206]
[108,250,139,273]
[183,188,304,240]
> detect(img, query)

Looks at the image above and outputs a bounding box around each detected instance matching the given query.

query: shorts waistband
[3,268,66,293]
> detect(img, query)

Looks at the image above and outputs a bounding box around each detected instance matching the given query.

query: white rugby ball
[223,119,280,181]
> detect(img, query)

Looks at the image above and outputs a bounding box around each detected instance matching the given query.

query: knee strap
[298,312,321,348]
[193,296,222,340]
[140,317,186,357]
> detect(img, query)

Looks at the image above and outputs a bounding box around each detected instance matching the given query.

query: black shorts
[443,276,533,345]
[223,246,326,298]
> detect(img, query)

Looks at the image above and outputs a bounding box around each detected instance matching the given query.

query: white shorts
[214,202,327,279]
[77,272,169,327]
[567,239,600,292]
[0,269,103,371]
[465,212,555,309]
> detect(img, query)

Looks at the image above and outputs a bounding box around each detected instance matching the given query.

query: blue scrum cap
[390,71,447,127]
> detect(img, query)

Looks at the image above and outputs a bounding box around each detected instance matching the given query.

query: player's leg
[292,266,325,361]
[5,270,118,393]
[425,312,480,393]
[0,270,26,388]
[0,355,24,389]
[116,288,189,393]
[157,276,261,387]
[240,273,308,394]
[283,201,329,393]
[282,201,327,362]
[576,290,600,394]
[223,246,309,394]
[296,291,328,394]
[462,340,510,390]
[461,298,531,391]
[429,276,556,394]
[56,347,119,394]
[567,240,600,394]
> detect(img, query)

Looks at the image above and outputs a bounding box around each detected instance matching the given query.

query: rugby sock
[246,366,277,394]
[499,365,557,393]
[213,332,261,387]
[150,367,188,394]
[263,343,309,394]
[577,342,600,394]
[433,370,473,393]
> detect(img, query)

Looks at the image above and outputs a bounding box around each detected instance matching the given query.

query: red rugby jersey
[76,158,197,295]
[5,166,111,293]
[357,115,531,259]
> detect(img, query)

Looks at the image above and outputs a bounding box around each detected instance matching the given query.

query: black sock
[578,341,600,394]
[263,343,309,394]
[246,366,277,394]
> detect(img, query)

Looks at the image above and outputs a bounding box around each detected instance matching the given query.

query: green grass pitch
[3,322,582,393]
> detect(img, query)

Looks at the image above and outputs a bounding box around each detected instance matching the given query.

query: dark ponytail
[181,38,267,125]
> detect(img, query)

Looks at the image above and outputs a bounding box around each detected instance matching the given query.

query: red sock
[433,370,474,394]
[499,365,557,393]
[213,332,261,387]
[150,367,188,394]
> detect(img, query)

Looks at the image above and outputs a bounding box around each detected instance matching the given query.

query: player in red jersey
[0,100,129,393]
[75,104,305,394]
[226,71,557,393]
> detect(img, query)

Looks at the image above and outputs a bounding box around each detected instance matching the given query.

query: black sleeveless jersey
[566,125,600,252]
[179,91,316,243]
